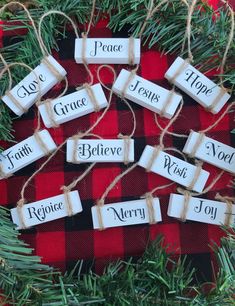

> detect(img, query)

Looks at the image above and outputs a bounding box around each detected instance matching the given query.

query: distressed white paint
[183,130,235,174]
[75,38,140,64]
[168,193,235,226]
[138,145,209,192]
[92,198,162,229]
[2,55,67,116]
[165,57,231,113]
[11,191,82,229]
[0,130,57,179]
[38,83,108,128]
[67,139,135,163]
[113,69,182,118]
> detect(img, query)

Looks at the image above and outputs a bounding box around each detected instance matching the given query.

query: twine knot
[96,199,105,231]
[215,193,235,227]
[17,198,27,229]
[180,189,192,222]
[146,144,164,172]
[187,159,203,191]
[83,83,100,112]
[145,192,157,224]
[61,185,74,217]
[118,133,132,165]
[34,130,51,156]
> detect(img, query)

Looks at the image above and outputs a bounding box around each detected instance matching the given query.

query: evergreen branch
[0,0,234,144]
[0,204,235,305]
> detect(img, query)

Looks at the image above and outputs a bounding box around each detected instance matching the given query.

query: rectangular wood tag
[38,83,108,128]
[113,69,182,119]
[183,130,235,174]
[75,38,140,64]
[138,145,209,192]
[168,193,235,226]
[91,198,162,229]
[2,55,67,116]
[67,139,135,163]
[11,191,83,229]
[0,130,57,179]
[165,57,231,113]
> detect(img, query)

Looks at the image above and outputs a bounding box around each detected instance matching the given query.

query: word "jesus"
[129,80,160,104]
[90,41,123,57]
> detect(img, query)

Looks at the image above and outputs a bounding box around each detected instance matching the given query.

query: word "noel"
[183,131,235,174]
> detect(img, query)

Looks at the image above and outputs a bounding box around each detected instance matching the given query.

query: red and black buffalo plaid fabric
[0,0,234,282]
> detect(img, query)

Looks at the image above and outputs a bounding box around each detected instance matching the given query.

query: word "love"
[16,74,46,99]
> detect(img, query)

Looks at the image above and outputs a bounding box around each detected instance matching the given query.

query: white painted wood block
[2,55,67,116]
[165,57,231,113]
[38,83,108,128]
[67,139,134,163]
[11,191,82,229]
[138,145,209,193]
[183,130,235,174]
[92,198,162,229]
[168,193,235,226]
[75,38,140,64]
[113,69,182,119]
[0,130,57,179]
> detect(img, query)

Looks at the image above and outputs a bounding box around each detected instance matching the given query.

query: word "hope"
[184,69,213,96]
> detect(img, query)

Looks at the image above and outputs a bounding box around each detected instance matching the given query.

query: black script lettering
[54,98,88,116]
[163,155,188,178]
[184,69,213,96]
[77,143,123,160]
[27,201,64,222]
[3,144,33,170]
[90,40,123,57]
[129,79,160,104]
[194,200,217,220]
[107,207,145,222]
[205,142,235,164]
[16,73,46,99]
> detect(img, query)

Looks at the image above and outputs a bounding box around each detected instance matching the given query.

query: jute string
[38,10,79,81]
[82,83,100,112]
[15,65,116,226]
[0,62,42,115]
[142,182,175,225]
[177,170,225,222]
[119,0,169,100]
[215,193,235,227]
[95,162,138,230]
[187,160,203,191]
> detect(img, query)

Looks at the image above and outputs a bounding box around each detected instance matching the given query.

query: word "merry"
[107,207,145,222]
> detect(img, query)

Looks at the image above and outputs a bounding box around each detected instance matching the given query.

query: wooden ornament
[38,83,108,128]
[75,38,140,64]
[112,69,182,118]
[168,193,235,226]
[183,130,235,174]
[2,55,67,116]
[11,191,82,229]
[0,130,57,179]
[91,198,162,229]
[138,145,210,193]
[67,139,135,164]
[165,57,231,113]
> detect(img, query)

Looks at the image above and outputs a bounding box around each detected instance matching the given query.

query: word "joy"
[194,200,217,220]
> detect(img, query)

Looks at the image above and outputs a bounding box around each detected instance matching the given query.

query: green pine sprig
[0,204,235,305]
[0,0,234,145]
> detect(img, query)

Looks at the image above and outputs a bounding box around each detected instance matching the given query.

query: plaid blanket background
[0,0,234,282]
